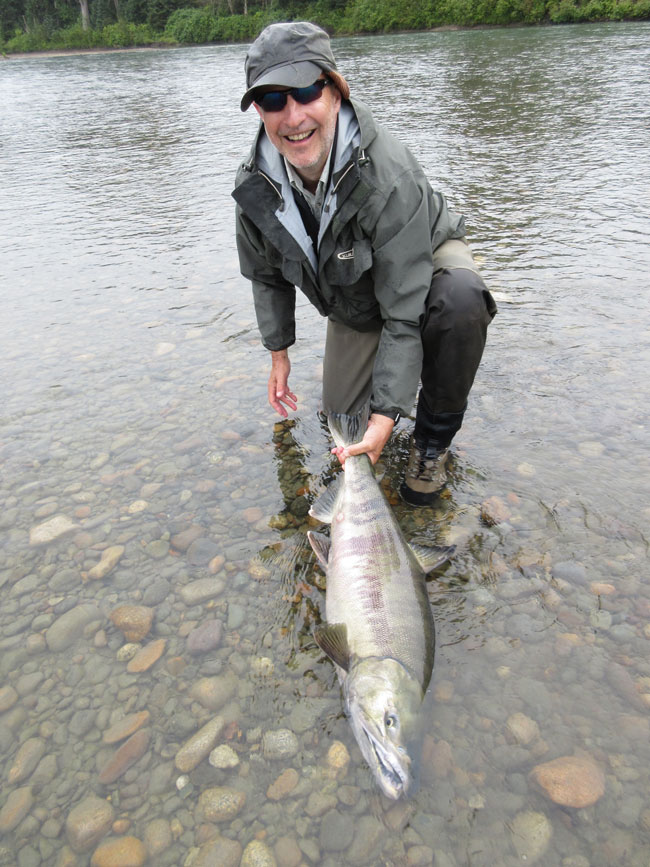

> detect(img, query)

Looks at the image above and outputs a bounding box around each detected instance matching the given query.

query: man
[233,22,496,506]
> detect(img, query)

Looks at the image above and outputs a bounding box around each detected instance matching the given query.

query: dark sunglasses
[255,79,330,113]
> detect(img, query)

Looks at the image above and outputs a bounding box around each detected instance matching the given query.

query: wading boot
[400,438,450,507]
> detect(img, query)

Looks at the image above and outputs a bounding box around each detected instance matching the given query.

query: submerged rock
[530,755,605,807]
[509,810,552,863]
[65,795,114,853]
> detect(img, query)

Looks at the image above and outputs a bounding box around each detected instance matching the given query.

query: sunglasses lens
[294,81,326,105]
[255,80,328,112]
[256,91,287,112]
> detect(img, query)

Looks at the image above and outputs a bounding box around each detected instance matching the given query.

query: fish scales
[323,447,434,690]
[308,406,453,799]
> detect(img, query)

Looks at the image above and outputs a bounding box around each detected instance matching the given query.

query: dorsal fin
[308,476,342,524]
[307,530,331,569]
[313,623,351,671]
[409,543,456,574]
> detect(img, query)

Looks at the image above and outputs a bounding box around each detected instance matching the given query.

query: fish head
[344,657,425,799]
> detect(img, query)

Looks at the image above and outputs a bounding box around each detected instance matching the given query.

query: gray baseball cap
[241,21,350,112]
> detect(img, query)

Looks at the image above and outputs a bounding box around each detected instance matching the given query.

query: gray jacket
[232,98,467,416]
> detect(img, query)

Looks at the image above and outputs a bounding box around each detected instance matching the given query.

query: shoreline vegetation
[2,0,649,57]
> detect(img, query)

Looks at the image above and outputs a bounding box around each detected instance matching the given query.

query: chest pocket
[323,238,373,287]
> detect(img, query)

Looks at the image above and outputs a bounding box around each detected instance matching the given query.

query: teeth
[286,131,312,142]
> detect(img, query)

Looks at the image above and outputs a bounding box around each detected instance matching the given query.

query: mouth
[284,130,315,143]
[365,731,408,798]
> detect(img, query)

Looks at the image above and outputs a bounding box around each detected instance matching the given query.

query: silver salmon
[308,407,453,799]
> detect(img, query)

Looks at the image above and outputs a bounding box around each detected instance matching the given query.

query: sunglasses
[255,79,330,113]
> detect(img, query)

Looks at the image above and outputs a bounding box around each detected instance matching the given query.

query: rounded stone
[320,809,355,852]
[261,729,299,760]
[509,810,552,864]
[142,818,172,857]
[241,839,277,867]
[175,716,225,772]
[109,605,154,642]
[90,836,148,867]
[530,755,605,808]
[0,787,34,833]
[208,744,240,769]
[65,796,115,853]
[197,787,246,822]
[186,620,223,655]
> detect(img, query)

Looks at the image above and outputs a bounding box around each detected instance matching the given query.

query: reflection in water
[1,23,650,867]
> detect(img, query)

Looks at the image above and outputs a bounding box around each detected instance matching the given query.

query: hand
[268,349,297,418]
[332,413,395,466]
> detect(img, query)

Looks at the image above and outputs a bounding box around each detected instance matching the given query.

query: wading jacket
[232,98,467,417]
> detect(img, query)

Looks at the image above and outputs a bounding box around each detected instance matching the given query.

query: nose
[282,94,309,127]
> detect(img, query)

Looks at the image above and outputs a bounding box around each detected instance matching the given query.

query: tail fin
[327,403,370,449]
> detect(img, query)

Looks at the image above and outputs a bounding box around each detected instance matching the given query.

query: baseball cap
[241,21,350,112]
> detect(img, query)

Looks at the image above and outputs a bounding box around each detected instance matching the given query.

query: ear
[253,102,264,121]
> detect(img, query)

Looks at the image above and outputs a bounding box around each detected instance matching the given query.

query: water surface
[1,22,649,867]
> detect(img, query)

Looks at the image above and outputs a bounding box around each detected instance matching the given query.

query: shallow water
[1,22,650,867]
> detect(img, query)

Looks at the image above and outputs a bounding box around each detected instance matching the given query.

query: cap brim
[241,60,350,111]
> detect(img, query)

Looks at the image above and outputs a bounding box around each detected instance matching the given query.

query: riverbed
[1,21,649,867]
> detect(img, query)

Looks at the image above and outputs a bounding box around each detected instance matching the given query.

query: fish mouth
[364,730,409,798]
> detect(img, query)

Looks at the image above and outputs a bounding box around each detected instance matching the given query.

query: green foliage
[2,0,649,54]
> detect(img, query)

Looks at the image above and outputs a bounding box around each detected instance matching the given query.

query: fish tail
[328,403,370,449]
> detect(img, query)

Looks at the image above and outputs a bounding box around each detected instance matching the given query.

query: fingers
[271,389,298,417]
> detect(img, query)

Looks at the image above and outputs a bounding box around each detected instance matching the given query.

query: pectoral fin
[409,543,456,574]
[308,477,341,523]
[313,623,351,671]
[307,531,331,569]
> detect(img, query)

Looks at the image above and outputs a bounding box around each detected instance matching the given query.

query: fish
[308,407,454,799]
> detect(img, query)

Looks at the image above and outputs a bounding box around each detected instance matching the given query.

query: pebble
[261,728,299,760]
[45,603,102,651]
[516,462,536,477]
[197,787,246,822]
[175,716,225,772]
[87,545,125,580]
[98,728,151,784]
[186,619,223,655]
[193,835,242,867]
[102,711,150,744]
[8,737,47,784]
[509,811,552,864]
[29,514,78,545]
[0,786,34,833]
[578,440,605,457]
[187,538,221,566]
[178,577,225,606]
[274,836,302,867]
[208,744,240,769]
[65,795,115,853]
[266,768,299,800]
[320,809,355,852]
[506,712,540,745]
[241,839,277,867]
[90,836,148,866]
[109,605,154,642]
[190,673,238,711]
[326,740,350,774]
[480,495,512,525]
[530,755,605,807]
[142,818,172,857]
[126,638,166,672]
[0,685,18,712]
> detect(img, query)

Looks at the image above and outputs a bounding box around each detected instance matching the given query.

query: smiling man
[233,22,496,505]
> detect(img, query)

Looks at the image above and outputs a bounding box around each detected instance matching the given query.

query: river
[1,21,649,867]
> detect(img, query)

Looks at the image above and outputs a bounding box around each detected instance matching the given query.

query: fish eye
[385,713,398,729]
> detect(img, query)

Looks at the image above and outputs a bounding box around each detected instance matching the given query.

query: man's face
[254,78,341,188]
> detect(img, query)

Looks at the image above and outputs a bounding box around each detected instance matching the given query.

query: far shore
[3,43,183,59]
